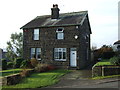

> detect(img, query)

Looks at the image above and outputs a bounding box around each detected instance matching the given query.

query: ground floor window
[54,48,66,61]
[31,48,41,60]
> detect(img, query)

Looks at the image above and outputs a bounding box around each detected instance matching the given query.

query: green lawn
[2,69,70,89]
[1,68,32,77]
[94,59,113,67]
[1,69,23,77]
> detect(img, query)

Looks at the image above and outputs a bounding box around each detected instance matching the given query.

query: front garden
[92,55,120,77]
[2,69,70,89]
[1,69,23,77]
[1,58,71,89]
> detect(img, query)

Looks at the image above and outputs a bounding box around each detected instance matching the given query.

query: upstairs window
[56,28,64,39]
[34,29,39,40]
[31,48,41,60]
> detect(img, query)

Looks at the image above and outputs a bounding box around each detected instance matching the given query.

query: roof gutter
[20,23,82,29]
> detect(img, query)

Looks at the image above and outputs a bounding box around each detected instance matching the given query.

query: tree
[97,45,114,59]
[91,45,97,51]
[6,32,23,61]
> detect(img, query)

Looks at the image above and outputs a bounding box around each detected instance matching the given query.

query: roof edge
[20,23,82,29]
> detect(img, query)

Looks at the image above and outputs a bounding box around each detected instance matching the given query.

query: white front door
[70,50,77,67]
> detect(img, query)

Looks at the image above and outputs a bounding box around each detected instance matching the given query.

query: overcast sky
[0,0,119,50]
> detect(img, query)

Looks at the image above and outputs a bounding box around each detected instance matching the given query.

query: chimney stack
[51,4,60,19]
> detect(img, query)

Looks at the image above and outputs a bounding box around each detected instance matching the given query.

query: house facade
[113,40,120,51]
[21,4,92,69]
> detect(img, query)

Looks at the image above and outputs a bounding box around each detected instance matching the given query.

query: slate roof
[114,40,120,44]
[20,11,88,29]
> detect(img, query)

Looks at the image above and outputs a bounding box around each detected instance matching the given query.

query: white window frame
[36,48,41,60]
[34,29,39,40]
[31,48,41,60]
[56,28,64,40]
[31,48,35,59]
[57,33,64,39]
[54,48,66,61]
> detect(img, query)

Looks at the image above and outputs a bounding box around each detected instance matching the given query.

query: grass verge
[1,69,32,77]
[93,59,113,67]
[2,69,70,89]
[1,69,23,77]
[92,75,120,80]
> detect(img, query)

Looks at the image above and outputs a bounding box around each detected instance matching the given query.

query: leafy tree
[94,45,114,60]
[91,45,97,51]
[6,32,23,61]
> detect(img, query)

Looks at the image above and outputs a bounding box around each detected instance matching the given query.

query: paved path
[45,69,120,88]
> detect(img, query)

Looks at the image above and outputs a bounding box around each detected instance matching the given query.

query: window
[54,48,66,61]
[57,33,64,39]
[34,29,39,40]
[31,48,35,58]
[56,28,64,39]
[31,48,41,60]
[36,48,41,60]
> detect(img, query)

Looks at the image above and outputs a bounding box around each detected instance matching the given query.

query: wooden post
[102,66,104,76]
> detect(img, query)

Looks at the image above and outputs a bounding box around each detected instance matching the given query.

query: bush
[35,64,49,72]
[20,59,32,68]
[101,51,115,59]
[7,62,14,68]
[20,69,30,77]
[14,58,24,68]
[110,56,120,65]
[47,65,56,71]
[30,58,38,68]
[35,64,56,72]
[2,59,7,70]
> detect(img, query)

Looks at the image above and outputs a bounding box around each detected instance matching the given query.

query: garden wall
[2,69,34,85]
[92,65,120,77]
[2,73,21,85]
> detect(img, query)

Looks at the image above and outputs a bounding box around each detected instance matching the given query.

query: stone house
[113,40,120,51]
[20,4,92,69]
[0,48,7,60]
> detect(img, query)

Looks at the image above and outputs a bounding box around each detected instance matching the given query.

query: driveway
[45,67,120,88]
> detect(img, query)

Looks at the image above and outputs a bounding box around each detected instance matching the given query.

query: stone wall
[2,69,34,85]
[92,65,120,77]
[2,73,21,85]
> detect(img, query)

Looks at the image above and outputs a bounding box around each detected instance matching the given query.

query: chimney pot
[53,4,58,8]
[51,4,60,19]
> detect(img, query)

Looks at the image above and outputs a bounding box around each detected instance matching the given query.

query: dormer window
[56,28,64,39]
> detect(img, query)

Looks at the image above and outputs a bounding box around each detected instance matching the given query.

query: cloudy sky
[0,0,119,50]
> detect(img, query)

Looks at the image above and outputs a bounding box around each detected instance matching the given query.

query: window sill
[54,59,66,61]
[57,39,64,40]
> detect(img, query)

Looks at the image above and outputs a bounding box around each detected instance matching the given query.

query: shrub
[2,59,7,70]
[30,58,38,68]
[101,51,115,59]
[14,58,24,68]
[35,64,49,72]
[20,69,30,77]
[20,59,32,68]
[47,65,56,71]
[7,62,14,68]
[35,64,56,72]
[110,56,120,65]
